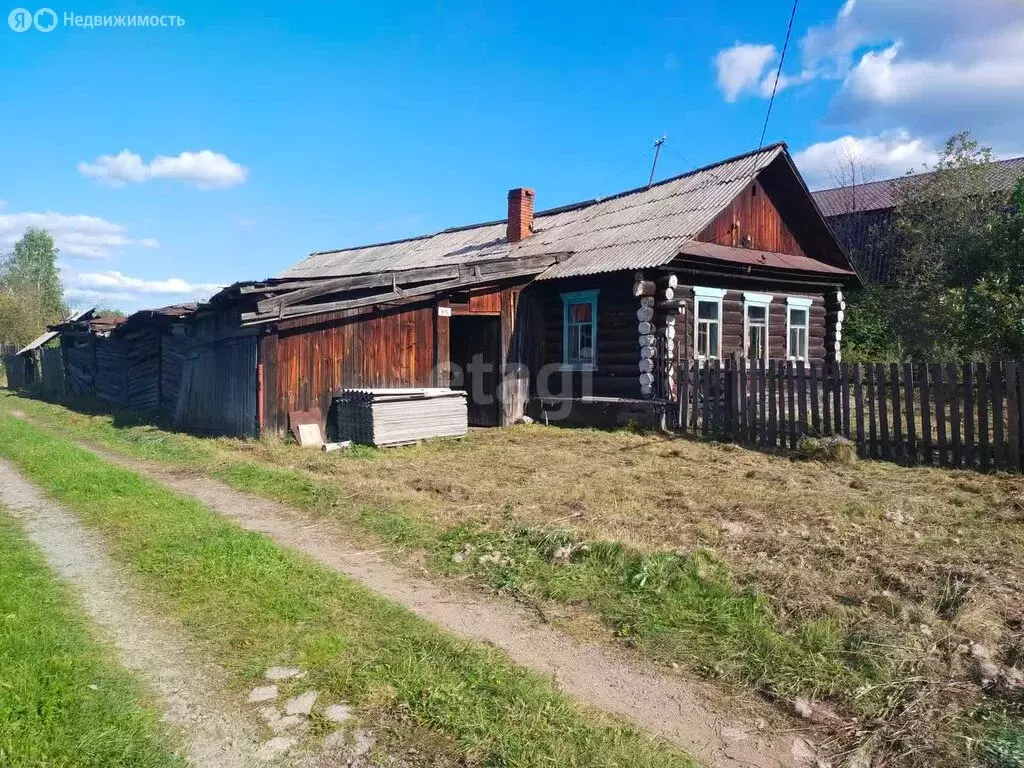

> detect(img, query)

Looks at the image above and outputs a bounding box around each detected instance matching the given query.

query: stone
[884,509,905,525]
[793,697,814,719]
[256,737,295,761]
[258,706,281,724]
[264,666,305,681]
[324,703,353,723]
[550,546,573,565]
[352,729,375,756]
[285,690,318,716]
[269,714,308,734]
[248,685,278,703]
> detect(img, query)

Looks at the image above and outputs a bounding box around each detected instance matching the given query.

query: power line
[758,0,799,149]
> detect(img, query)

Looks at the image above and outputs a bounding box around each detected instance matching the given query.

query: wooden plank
[888,363,902,461]
[767,360,778,447]
[947,363,962,468]
[702,363,711,436]
[903,363,916,464]
[932,364,947,468]
[787,362,797,449]
[712,359,722,436]
[839,362,850,436]
[832,360,843,435]
[757,359,767,447]
[1006,361,1020,472]
[691,361,701,431]
[978,362,990,471]
[992,362,1005,470]
[809,362,821,435]
[822,363,832,436]
[919,363,933,467]
[678,361,689,432]
[747,361,757,442]
[963,363,975,469]
[867,363,878,458]
[738,360,747,441]
[876,363,890,460]
[854,364,865,457]
[797,361,807,441]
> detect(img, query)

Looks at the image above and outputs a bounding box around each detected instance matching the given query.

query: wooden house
[195,142,860,436]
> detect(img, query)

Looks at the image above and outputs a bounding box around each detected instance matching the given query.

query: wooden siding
[697,179,807,256]
[174,336,258,436]
[677,286,827,363]
[269,302,436,433]
[451,286,503,315]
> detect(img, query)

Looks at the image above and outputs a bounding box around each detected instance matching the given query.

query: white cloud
[78,149,248,189]
[712,1,1024,148]
[0,211,159,259]
[793,130,940,189]
[61,268,224,310]
[714,43,777,102]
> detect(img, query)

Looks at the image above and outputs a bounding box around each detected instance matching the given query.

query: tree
[844,132,1024,361]
[0,228,67,346]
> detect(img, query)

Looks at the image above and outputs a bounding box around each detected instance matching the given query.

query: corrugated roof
[281,144,788,282]
[812,156,1024,217]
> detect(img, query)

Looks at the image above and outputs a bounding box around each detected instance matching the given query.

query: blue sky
[1,0,1022,310]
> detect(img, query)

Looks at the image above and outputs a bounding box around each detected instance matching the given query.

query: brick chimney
[507,187,535,243]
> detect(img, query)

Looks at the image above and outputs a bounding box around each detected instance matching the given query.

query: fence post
[822,363,832,436]
[978,362,990,471]
[903,363,916,464]
[963,362,975,469]
[840,362,851,437]
[876,363,890,461]
[992,362,1005,470]
[757,359,767,446]
[932,364,947,468]
[768,360,778,447]
[797,361,807,442]
[786,361,797,449]
[947,363,962,468]
[1006,361,1020,473]
[919,363,932,466]
[889,363,902,462]
[854,363,865,457]
[867,364,878,458]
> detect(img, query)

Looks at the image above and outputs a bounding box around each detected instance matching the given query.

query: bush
[797,435,857,465]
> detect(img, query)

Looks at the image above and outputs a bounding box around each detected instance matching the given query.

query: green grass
[0,411,695,768]
[0,511,182,767]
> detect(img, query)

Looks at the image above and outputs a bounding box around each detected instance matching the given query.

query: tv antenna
[648,136,667,187]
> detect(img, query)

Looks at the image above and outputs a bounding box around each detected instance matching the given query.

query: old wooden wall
[697,179,808,256]
[674,286,828,363]
[266,301,436,434]
[530,274,642,399]
[175,335,258,436]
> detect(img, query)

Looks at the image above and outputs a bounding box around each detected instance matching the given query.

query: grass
[0,509,183,768]
[0,410,695,768]
[4,390,1024,766]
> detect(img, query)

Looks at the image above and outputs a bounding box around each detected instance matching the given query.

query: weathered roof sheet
[17,309,93,356]
[812,156,1024,217]
[281,144,788,282]
[678,242,856,276]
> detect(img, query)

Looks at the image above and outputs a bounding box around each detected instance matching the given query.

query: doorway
[449,315,501,427]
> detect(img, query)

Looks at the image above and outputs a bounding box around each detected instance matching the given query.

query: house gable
[696,177,807,258]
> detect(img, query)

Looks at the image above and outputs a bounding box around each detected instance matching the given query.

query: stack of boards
[332,388,469,447]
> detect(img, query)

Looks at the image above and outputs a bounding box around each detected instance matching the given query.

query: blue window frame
[561,289,599,367]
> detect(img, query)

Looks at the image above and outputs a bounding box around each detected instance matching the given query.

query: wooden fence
[672,359,1024,473]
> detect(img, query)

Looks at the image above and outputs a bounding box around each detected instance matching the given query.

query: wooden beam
[256,254,559,315]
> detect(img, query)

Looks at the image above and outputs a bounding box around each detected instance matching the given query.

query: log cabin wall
[672,283,828,363]
[528,273,642,399]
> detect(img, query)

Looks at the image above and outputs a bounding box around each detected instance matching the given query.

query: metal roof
[281,144,788,282]
[678,242,856,276]
[812,156,1024,217]
[17,309,92,355]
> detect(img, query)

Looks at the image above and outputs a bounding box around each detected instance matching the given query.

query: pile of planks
[331,388,468,446]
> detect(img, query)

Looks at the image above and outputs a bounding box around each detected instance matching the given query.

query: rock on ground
[285,690,318,716]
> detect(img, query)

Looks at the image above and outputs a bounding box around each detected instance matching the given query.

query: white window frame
[742,292,772,362]
[786,296,813,361]
[693,286,726,362]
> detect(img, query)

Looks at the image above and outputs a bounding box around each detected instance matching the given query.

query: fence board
[947,364,962,468]
[767,360,777,447]
[691,361,700,432]
[678,360,689,432]
[876,363,889,460]
[932,364,947,468]
[757,359,767,446]
[797,362,807,442]
[963,363,975,469]
[867,364,878,458]
[809,362,821,435]
[853,364,865,456]
[919,363,932,466]
[840,362,851,437]
[978,363,990,471]
[992,362,1005,470]
[786,363,797,449]
[831,362,842,434]
[822,364,832,437]
[903,363,916,464]
[889,363,902,461]
[1007,362,1020,472]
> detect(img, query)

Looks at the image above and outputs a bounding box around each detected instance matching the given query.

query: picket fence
[672,358,1024,473]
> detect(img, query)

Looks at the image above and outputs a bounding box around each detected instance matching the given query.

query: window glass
[697,300,719,320]
[696,298,721,358]
[788,306,810,360]
[562,292,598,366]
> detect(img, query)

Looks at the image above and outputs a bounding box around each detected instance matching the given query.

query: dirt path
[71,440,817,768]
[0,457,302,768]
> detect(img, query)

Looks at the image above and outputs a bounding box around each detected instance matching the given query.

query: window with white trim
[743,292,772,361]
[693,287,726,360]
[561,289,598,367]
[786,297,812,361]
